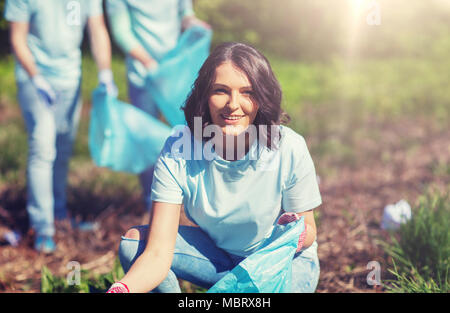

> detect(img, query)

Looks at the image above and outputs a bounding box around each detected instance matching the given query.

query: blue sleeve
[282,134,322,213]
[150,137,185,205]
[87,0,104,17]
[179,0,194,18]
[4,0,30,22]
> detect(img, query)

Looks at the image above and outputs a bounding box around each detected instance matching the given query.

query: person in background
[105,0,210,214]
[5,0,118,253]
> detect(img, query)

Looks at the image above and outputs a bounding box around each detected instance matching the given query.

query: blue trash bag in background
[146,26,212,127]
[207,217,305,293]
[88,86,173,174]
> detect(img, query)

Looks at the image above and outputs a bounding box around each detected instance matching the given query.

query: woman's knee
[123,225,148,240]
[124,228,140,240]
[119,226,148,273]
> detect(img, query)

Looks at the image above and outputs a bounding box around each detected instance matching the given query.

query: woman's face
[208,61,258,136]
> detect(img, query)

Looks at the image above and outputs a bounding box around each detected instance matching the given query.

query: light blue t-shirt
[106,0,194,88]
[151,125,322,257]
[4,0,103,88]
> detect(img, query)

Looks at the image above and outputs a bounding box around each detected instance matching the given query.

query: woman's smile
[220,113,246,123]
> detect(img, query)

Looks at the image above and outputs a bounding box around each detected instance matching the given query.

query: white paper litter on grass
[381,199,412,230]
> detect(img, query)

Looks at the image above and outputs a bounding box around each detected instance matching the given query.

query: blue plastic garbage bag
[208,217,305,293]
[88,86,172,174]
[146,26,212,127]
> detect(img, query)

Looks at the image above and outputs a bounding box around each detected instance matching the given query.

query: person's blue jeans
[17,79,82,237]
[118,225,320,293]
[128,82,160,210]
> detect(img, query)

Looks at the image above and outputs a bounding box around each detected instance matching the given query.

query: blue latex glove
[31,74,56,106]
[98,69,118,97]
[146,60,159,76]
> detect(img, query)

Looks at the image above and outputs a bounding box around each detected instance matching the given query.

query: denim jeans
[17,80,82,237]
[128,82,159,210]
[118,225,320,293]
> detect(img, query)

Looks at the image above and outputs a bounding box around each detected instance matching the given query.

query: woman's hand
[277,210,317,252]
[9,21,39,79]
[31,75,57,106]
[113,202,181,293]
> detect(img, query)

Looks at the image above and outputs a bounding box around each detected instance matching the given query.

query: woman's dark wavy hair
[182,42,290,149]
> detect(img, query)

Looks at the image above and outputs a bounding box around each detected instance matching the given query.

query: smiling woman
[184,42,288,158]
[207,62,258,159]
[107,42,322,293]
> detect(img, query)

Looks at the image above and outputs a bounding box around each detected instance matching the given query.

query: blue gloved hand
[145,59,159,76]
[31,74,57,106]
[98,69,118,97]
[144,60,160,89]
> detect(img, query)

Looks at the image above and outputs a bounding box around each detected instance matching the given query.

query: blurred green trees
[1,0,449,60]
[194,0,450,60]
[194,0,345,59]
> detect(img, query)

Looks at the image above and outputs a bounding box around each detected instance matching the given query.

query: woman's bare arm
[9,21,38,78]
[87,15,112,71]
[294,210,317,249]
[119,201,181,293]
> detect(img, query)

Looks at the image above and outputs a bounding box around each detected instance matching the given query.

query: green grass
[41,258,125,293]
[0,117,27,185]
[40,257,207,293]
[270,55,450,137]
[267,54,450,175]
[382,187,450,293]
[0,55,16,105]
